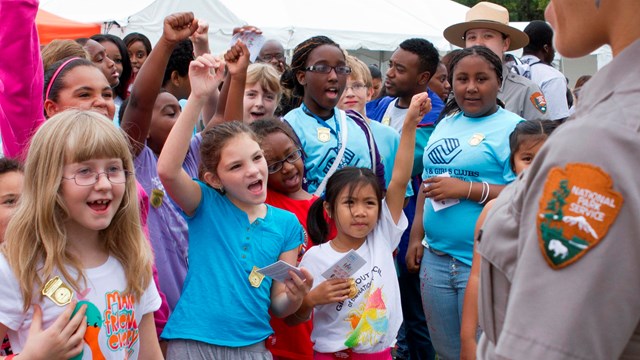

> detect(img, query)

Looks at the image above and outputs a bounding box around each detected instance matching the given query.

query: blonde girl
[0,110,162,360]
[244,63,282,123]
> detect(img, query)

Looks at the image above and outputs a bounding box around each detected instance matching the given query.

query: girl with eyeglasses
[0,110,163,360]
[249,118,337,360]
[280,36,385,196]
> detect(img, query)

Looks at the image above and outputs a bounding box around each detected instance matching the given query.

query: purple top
[134,134,202,310]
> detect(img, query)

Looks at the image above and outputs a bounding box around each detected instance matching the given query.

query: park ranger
[476,0,640,358]
[444,2,550,121]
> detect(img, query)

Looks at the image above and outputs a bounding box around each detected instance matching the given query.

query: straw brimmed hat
[444,2,529,51]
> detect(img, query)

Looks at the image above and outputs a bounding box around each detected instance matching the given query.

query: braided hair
[280,36,342,107]
[438,45,504,122]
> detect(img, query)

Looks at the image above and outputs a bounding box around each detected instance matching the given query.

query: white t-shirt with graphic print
[0,255,160,359]
[300,199,408,353]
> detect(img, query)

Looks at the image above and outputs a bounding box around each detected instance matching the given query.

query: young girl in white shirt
[0,110,162,360]
[291,93,430,359]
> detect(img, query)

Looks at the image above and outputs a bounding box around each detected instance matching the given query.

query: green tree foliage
[454,0,550,21]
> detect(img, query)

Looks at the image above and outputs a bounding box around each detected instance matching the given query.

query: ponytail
[307,197,330,245]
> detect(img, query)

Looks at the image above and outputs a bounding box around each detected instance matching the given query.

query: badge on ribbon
[42,276,74,306]
[249,266,265,288]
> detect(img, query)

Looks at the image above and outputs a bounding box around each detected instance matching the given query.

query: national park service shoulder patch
[530,91,547,114]
[537,164,623,269]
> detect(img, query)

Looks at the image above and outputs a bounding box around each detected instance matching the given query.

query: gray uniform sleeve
[520,80,550,121]
[494,110,640,359]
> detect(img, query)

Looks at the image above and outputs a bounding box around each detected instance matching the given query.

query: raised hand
[406,92,432,126]
[163,12,199,44]
[189,54,225,99]
[191,19,210,56]
[224,40,251,77]
[19,302,87,360]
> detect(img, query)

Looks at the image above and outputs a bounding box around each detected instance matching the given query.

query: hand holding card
[258,260,305,283]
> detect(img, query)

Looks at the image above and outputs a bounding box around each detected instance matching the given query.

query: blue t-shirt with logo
[421,107,523,265]
[284,106,373,194]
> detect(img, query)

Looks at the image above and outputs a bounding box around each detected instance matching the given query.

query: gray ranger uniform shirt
[498,64,550,121]
[477,39,640,360]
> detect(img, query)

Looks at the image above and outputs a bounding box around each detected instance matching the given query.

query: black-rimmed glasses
[62,168,132,186]
[305,64,352,75]
[267,149,303,174]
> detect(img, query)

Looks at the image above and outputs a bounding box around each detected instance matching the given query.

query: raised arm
[207,41,250,127]
[386,92,431,223]
[157,54,224,215]
[121,12,197,155]
[189,20,220,127]
[0,0,44,158]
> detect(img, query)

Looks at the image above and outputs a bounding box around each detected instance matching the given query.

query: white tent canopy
[102,0,469,54]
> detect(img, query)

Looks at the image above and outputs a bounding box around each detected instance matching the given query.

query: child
[119,12,201,312]
[290,92,430,359]
[280,36,385,195]
[157,54,312,359]
[244,64,282,123]
[0,110,162,359]
[0,159,23,242]
[459,119,559,360]
[124,33,152,78]
[405,46,523,360]
[250,118,338,360]
[0,158,23,357]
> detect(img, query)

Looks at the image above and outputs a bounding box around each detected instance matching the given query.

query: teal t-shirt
[421,108,523,265]
[161,181,304,346]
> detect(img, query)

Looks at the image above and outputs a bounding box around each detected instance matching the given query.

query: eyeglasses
[267,149,303,174]
[258,53,285,62]
[305,64,352,75]
[345,83,367,92]
[62,168,131,186]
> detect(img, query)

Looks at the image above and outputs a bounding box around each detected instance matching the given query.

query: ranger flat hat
[444,2,529,51]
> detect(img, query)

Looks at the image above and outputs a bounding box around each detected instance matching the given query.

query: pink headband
[45,57,82,101]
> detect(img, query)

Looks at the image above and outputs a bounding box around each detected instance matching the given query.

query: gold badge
[150,188,164,208]
[317,127,331,143]
[249,266,265,288]
[537,164,623,269]
[468,133,485,146]
[348,278,358,298]
[382,117,391,126]
[42,276,74,306]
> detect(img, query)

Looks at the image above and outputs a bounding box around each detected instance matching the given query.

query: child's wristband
[4,354,18,360]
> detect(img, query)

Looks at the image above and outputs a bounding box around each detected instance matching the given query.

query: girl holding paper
[405,46,523,360]
[157,52,312,359]
[290,92,431,359]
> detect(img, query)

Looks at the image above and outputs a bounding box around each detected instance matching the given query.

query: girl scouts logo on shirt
[537,164,623,269]
[530,91,548,114]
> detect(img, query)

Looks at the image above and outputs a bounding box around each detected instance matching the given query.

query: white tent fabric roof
[98,0,469,53]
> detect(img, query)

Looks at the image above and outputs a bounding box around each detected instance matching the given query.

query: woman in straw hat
[443,2,549,121]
